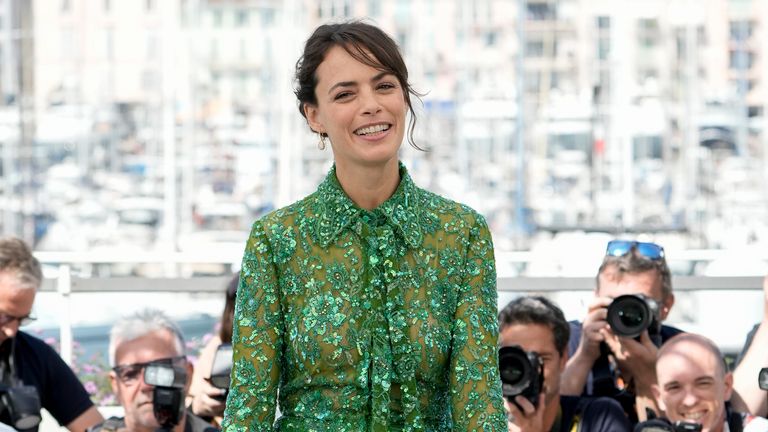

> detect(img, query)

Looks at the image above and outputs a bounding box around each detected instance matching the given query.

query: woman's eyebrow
[328,71,393,95]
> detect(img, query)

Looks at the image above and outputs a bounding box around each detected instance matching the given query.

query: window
[236,10,249,27]
[485,31,497,47]
[637,18,659,48]
[260,9,274,26]
[729,49,755,69]
[597,38,610,60]
[61,0,71,12]
[527,2,556,21]
[729,20,754,41]
[103,0,111,13]
[633,135,662,159]
[368,0,381,16]
[146,0,155,12]
[526,40,545,57]
[596,16,610,30]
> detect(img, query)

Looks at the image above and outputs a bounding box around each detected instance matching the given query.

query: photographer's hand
[560,297,611,395]
[603,329,660,420]
[190,379,227,419]
[504,394,546,432]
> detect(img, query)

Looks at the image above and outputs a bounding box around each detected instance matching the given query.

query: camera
[209,343,232,401]
[759,367,768,390]
[606,294,661,339]
[498,345,543,409]
[0,384,42,430]
[144,363,187,431]
[634,418,702,432]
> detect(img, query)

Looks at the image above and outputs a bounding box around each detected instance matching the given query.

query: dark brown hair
[498,296,570,356]
[294,20,423,150]
[219,273,239,343]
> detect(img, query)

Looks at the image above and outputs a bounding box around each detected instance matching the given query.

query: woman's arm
[221,222,284,432]
[449,215,507,431]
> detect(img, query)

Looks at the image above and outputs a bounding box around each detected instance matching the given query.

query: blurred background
[1,0,768,406]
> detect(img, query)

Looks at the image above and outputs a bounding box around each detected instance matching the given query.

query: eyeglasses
[112,356,187,386]
[606,240,665,260]
[0,312,36,327]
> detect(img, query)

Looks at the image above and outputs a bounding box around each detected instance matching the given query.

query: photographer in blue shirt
[560,240,683,422]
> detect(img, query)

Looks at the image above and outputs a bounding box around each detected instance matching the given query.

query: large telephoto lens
[606,294,652,338]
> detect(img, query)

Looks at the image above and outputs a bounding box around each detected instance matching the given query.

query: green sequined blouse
[222,163,507,432]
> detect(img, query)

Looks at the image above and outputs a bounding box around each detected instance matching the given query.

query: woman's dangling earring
[318,133,328,150]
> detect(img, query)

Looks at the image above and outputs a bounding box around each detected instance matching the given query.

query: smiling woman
[221,21,507,432]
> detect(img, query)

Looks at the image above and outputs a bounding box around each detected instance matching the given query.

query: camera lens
[500,357,525,385]
[606,294,652,338]
[498,346,533,395]
[617,303,645,328]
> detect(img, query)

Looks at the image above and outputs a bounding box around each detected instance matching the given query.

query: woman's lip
[353,123,392,135]
[355,126,391,141]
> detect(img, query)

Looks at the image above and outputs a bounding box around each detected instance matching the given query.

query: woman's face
[304,45,407,172]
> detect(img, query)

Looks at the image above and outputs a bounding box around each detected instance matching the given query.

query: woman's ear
[304,103,325,134]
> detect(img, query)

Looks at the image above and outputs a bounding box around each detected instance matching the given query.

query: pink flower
[84,381,98,394]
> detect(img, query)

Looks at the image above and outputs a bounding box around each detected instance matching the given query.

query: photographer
[731,274,768,417]
[637,333,768,432]
[499,296,631,432]
[187,274,238,426]
[0,237,103,432]
[560,240,682,422]
[89,309,217,432]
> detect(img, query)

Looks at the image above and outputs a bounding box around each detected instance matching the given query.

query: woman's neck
[335,159,400,210]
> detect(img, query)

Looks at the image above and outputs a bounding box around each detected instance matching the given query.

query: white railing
[33,249,768,365]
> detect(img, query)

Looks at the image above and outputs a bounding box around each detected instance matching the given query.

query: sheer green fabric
[222,164,506,431]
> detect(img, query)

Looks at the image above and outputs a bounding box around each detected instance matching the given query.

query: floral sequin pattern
[222,164,507,431]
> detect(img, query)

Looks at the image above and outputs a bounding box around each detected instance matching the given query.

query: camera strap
[726,405,743,432]
[0,338,14,386]
[591,343,616,396]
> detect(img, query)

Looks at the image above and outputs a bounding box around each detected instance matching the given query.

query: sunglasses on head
[605,240,665,260]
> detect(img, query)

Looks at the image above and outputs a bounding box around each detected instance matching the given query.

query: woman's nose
[359,88,382,115]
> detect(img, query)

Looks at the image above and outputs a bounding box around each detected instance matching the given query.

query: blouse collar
[313,162,423,249]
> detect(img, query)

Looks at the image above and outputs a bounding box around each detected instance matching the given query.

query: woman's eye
[378,82,396,90]
[334,91,352,100]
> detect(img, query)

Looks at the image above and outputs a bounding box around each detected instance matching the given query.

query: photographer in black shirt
[499,296,631,432]
[0,237,103,432]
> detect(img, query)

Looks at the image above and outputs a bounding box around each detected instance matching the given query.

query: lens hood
[607,294,654,338]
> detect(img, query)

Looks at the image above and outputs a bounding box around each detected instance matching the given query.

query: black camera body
[0,384,42,430]
[209,343,232,402]
[634,418,702,432]
[498,345,543,409]
[144,364,187,431]
[607,294,661,340]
